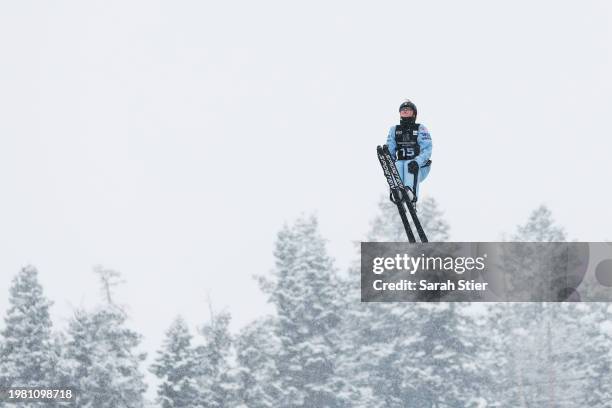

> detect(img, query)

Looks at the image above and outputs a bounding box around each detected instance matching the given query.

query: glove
[408,161,419,174]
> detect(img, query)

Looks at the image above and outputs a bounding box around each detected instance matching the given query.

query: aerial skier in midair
[386,99,432,202]
[376,99,432,242]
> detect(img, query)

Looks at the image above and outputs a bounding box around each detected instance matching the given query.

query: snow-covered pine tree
[485,205,612,406]
[194,309,237,408]
[485,205,566,405]
[0,266,63,407]
[541,302,612,406]
[511,205,565,242]
[349,303,488,407]
[234,317,281,408]
[408,302,488,406]
[150,316,199,408]
[341,196,488,406]
[579,303,612,406]
[260,215,354,407]
[64,267,147,408]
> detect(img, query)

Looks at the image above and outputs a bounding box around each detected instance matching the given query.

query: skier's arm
[386,127,397,160]
[416,125,432,167]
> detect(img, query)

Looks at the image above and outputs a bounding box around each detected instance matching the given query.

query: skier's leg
[394,160,407,187]
[396,160,416,191]
[412,163,432,199]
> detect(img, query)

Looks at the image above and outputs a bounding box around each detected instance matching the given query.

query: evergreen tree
[0,266,62,407]
[194,308,237,408]
[234,317,281,408]
[150,316,199,408]
[486,205,612,406]
[579,303,612,406]
[342,196,489,406]
[409,303,488,406]
[261,215,354,407]
[347,302,487,407]
[511,205,565,242]
[487,206,566,405]
[64,267,147,408]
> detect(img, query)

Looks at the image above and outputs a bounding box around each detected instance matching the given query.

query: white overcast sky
[1,0,612,368]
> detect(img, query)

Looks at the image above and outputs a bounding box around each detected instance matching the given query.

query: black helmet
[399,99,417,119]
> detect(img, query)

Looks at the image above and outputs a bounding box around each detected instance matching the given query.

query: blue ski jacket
[386,124,432,194]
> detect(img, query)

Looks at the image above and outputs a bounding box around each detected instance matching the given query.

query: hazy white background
[1,0,611,382]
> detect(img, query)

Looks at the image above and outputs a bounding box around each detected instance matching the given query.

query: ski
[376,145,416,242]
[382,144,429,242]
[377,145,429,243]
